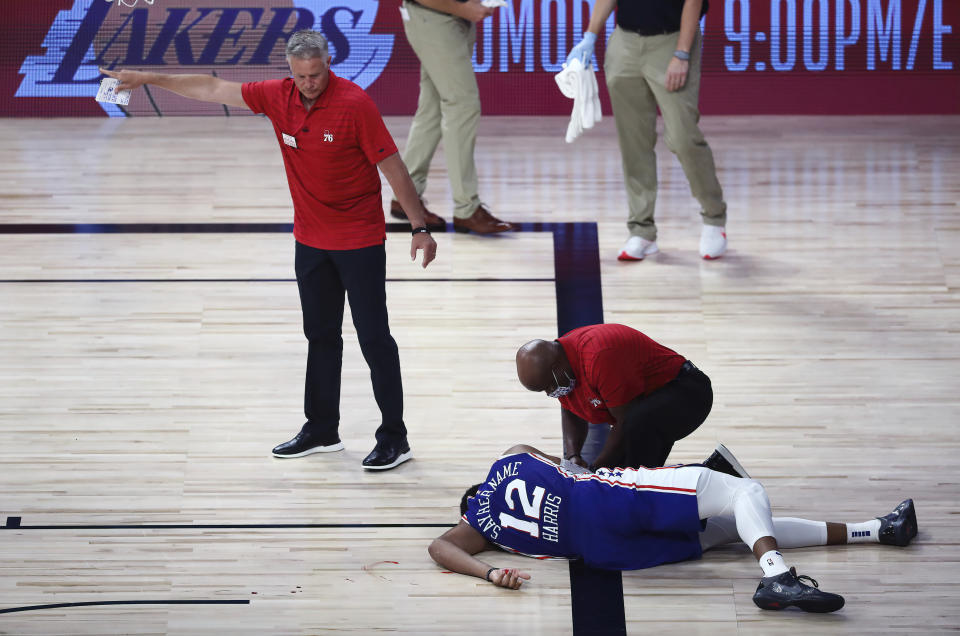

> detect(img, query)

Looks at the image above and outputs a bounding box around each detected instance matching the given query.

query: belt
[618,25,680,37]
[678,360,697,375]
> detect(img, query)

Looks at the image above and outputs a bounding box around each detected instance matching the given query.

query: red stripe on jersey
[528,452,696,494]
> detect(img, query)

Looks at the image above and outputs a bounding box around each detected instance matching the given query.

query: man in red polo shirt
[101,30,436,471]
[516,323,744,473]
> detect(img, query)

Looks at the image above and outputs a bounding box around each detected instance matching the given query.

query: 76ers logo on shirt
[323,130,334,142]
[590,398,603,407]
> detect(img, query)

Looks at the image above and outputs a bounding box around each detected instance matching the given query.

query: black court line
[3,522,453,530]
[0,278,553,284]
[0,600,249,615]
[0,222,419,234]
[0,220,621,634]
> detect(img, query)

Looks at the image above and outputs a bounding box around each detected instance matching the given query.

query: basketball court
[0,113,958,633]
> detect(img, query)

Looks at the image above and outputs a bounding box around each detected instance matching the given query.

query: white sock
[847,519,881,543]
[759,550,789,578]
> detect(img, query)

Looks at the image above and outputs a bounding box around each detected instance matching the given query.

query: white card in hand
[481,0,507,7]
[95,78,132,105]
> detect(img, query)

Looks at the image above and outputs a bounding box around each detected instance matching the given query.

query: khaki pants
[604,27,726,241]
[401,1,481,219]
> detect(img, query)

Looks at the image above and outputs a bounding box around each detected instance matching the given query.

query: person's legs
[621,365,713,467]
[690,467,845,612]
[295,242,345,436]
[702,500,919,550]
[605,27,661,243]
[643,31,727,231]
[272,242,348,458]
[403,3,481,218]
[329,245,407,450]
[400,43,442,196]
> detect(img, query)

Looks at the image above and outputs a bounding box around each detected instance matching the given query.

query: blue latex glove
[566,32,597,67]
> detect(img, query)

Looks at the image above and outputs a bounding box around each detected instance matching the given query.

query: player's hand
[411,232,437,269]
[489,568,531,590]
[665,57,689,92]
[566,32,597,68]
[569,454,588,469]
[99,67,149,92]
[460,0,496,23]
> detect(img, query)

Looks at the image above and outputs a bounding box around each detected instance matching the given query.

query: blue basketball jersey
[462,453,704,570]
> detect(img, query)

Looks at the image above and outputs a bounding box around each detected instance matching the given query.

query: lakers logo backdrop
[2,0,958,116]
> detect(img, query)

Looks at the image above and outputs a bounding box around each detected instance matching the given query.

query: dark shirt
[616,0,709,36]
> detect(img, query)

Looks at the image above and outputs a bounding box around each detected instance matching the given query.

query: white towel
[554,59,602,143]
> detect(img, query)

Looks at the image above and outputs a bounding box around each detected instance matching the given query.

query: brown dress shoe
[390,199,446,228]
[453,205,514,234]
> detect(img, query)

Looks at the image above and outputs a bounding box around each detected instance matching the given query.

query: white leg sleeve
[701,516,829,551]
[770,517,828,548]
[695,468,776,550]
[699,515,740,551]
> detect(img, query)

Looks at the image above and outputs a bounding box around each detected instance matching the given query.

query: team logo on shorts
[17,0,394,116]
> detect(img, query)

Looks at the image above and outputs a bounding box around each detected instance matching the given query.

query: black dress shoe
[752,567,845,613]
[361,441,412,470]
[272,425,343,458]
[877,498,918,546]
[702,443,750,478]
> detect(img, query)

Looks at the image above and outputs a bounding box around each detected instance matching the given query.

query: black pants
[621,362,713,468]
[294,241,406,446]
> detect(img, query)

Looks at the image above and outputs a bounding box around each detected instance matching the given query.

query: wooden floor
[0,114,958,634]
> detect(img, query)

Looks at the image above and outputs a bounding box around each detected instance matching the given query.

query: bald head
[516,339,567,392]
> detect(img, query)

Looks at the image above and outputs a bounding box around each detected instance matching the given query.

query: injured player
[428,444,917,613]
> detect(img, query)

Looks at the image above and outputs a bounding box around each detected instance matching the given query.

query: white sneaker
[618,236,659,261]
[700,225,727,260]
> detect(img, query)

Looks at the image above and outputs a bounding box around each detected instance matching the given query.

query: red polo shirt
[557,324,685,424]
[241,71,398,250]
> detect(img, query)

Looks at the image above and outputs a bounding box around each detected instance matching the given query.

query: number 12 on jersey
[499,478,545,537]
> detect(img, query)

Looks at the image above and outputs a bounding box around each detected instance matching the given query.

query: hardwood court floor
[0,115,958,634]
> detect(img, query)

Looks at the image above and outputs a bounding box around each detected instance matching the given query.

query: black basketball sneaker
[877,499,918,547]
[752,567,845,613]
[702,443,750,478]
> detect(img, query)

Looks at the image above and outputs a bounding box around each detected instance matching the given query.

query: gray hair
[285,30,330,60]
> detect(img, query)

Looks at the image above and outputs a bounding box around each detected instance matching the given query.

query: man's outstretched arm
[99,67,249,109]
[428,521,531,589]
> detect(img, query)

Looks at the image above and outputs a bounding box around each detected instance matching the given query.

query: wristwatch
[673,50,691,61]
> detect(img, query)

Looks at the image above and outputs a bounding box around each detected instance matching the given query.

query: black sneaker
[361,441,412,471]
[272,425,344,458]
[877,498,918,546]
[702,443,750,478]
[752,567,845,613]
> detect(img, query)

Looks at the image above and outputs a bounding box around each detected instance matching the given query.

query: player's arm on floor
[428,521,531,589]
[99,67,249,109]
